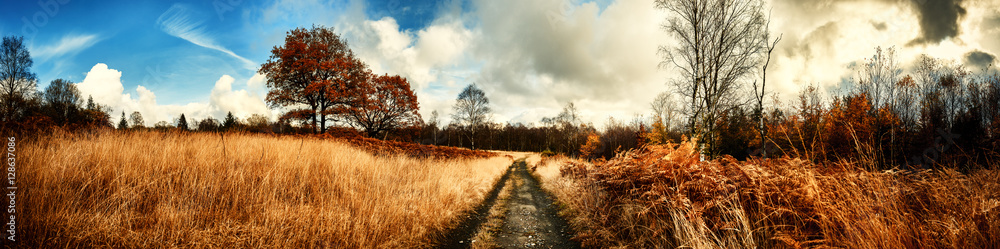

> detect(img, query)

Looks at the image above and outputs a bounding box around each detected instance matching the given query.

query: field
[19,130,512,248]
[15,129,1000,248]
[534,140,1000,249]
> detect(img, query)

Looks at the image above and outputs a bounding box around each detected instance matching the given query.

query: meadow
[19,130,511,248]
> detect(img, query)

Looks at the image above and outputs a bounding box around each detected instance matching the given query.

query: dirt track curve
[441,159,579,249]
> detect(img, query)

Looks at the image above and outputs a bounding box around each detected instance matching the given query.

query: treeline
[1,36,111,133]
[749,51,1000,170]
[0,35,297,134]
[416,112,649,159]
[3,25,423,138]
[414,48,999,172]
[413,98,665,159]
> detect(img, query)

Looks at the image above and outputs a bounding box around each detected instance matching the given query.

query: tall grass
[20,130,511,248]
[536,140,1000,248]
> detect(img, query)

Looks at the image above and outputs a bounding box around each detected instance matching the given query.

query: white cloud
[240,0,1000,129]
[462,0,671,127]
[76,63,125,108]
[30,34,101,61]
[157,3,256,70]
[210,75,272,119]
[326,0,672,128]
[338,14,477,125]
[767,0,1000,101]
[75,63,270,127]
[247,73,267,90]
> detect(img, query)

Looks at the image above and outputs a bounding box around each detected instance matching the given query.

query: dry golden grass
[20,130,511,248]
[536,141,1000,249]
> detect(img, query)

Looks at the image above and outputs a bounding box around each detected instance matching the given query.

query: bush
[541,149,556,158]
[546,138,1000,248]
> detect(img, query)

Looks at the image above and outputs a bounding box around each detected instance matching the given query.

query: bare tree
[657,0,769,155]
[752,14,782,158]
[424,110,442,144]
[43,78,82,125]
[651,91,679,131]
[451,83,491,149]
[555,102,581,127]
[1,36,37,122]
[129,111,145,128]
[855,46,902,110]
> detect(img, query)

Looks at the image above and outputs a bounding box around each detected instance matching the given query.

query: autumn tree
[579,132,602,160]
[260,25,369,134]
[451,83,491,149]
[1,36,38,123]
[657,0,769,156]
[345,73,421,138]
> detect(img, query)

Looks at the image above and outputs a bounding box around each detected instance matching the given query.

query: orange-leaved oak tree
[346,73,422,138]
[259,25,369,133]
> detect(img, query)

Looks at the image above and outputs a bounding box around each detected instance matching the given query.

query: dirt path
[441,159,579,248]
[440,164,513,248]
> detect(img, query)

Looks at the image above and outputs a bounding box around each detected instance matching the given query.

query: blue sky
[3,0,442,104]
[2,0,998,128]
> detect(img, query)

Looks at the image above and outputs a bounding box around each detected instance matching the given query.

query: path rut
[441,159,579,249]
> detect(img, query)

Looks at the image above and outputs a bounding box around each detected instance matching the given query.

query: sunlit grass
[22,130,511,248]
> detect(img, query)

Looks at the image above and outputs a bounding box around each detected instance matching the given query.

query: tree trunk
[312,107,319,134]
[319,104,327,134]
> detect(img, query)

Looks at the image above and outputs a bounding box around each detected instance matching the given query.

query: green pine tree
[117,112,128,129]
[177,113,189,131]
[223,111,237,131]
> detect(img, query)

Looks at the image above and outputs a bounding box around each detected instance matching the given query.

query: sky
[2,0,999,128]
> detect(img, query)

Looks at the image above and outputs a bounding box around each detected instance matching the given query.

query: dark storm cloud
[964,50,996,69]
[778,0,967,45]
[908,0,966,45]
